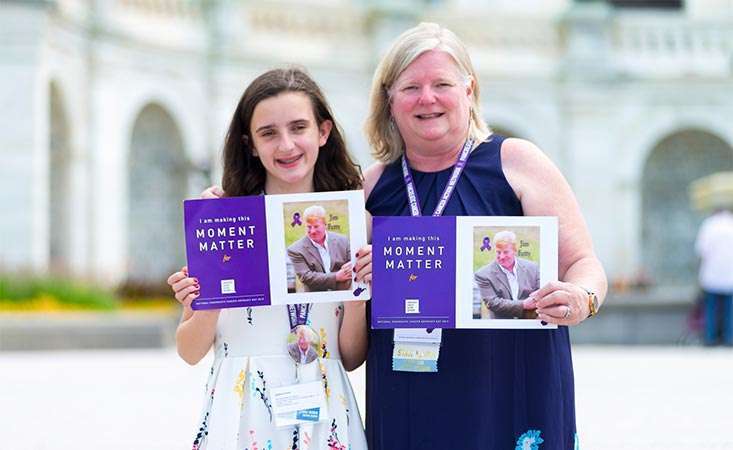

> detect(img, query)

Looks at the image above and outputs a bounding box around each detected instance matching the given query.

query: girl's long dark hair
[221,68,362,196]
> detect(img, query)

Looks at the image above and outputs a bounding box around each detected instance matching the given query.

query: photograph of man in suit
[287,325,319,364]
[474,230,540,319]
[287,205,353,292]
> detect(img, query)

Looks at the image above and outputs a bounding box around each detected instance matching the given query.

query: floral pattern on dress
[327,419,346,450]
[189,303,365,449]
[515,429,543,450]
[234,370,246,408]
[249,372,258,400]
[319,360,330,398]
[337,395,349,426]
[192,411,210,450]
[245,430,260,450]
[254,370,273,422]
[319,328,329,359]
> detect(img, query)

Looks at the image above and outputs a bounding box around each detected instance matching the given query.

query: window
[575,0,682,9]
[611,0,682,8]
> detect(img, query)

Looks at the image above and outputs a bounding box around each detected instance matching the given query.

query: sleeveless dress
[191,303,367,450]
[365,136,578,450]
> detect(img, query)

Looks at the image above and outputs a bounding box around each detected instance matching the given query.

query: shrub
[0,274,118,310]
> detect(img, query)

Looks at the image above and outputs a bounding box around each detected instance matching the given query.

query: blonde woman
[362,23,607,449]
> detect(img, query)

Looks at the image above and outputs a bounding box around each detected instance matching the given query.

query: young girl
[166,68,370,450]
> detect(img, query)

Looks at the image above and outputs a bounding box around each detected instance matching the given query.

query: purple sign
[372,216,456,328]
[184,196,271,310]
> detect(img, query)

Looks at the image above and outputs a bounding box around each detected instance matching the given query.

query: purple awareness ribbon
[480,236,491,251]
[291,212,302,227]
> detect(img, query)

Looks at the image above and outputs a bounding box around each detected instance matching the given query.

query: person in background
[695,207,733,346]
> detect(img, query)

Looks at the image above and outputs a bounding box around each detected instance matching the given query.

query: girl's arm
[339,298,368,371]
[339,241,372,370]
[338,165,384,370]
[170,186,226,364]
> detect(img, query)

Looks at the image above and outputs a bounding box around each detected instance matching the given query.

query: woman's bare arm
[502,138,607,324]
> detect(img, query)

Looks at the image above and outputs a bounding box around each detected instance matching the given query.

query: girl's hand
[354,245,372,284]
[166,266,200,308]
[201,186,225,199]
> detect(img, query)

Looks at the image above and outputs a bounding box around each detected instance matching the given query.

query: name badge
[394,328,442,344]
[271,381,328,428]
[393,328,442,373]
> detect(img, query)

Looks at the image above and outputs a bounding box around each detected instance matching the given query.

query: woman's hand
[354,244,372,284]
[166,266,199,308]
[533,281,590,326]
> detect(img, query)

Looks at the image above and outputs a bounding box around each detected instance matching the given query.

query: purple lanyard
[288,303,311,330]
[401,139,474,217]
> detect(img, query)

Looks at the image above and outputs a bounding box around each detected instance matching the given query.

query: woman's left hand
[354,244,372,284]
[532,281,590,326]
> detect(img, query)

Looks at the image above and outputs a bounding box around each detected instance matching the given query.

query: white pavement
[1,346,731,450]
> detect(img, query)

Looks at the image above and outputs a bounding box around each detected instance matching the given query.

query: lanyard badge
[287,303,320,366]
[392,139,474,373]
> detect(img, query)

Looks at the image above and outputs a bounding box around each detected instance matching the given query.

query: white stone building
[1,0,732,290]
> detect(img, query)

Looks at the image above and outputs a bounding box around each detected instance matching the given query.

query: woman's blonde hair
[364,22,491,163]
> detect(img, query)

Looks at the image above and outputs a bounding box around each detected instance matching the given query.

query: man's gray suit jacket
[474,258,540,319]
[287,231,351,292]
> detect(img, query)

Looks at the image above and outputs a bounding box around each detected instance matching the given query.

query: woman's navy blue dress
[365,136,577,450]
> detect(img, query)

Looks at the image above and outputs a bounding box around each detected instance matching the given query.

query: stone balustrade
[50,1,733,76]
[115,0,203,18]
[612,14,733,76]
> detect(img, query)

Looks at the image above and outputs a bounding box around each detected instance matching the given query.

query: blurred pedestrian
[695,207,733,346]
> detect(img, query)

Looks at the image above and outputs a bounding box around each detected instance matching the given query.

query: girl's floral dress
[191,303,366,450]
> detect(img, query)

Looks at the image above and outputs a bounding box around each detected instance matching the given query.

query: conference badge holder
[392,328,442,373]
[271,381,329,428]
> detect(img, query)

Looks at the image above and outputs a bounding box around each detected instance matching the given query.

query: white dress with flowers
[191,303,366,450]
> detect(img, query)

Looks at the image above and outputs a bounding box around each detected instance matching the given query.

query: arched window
[641,129,733,286]
[127,104,189,285]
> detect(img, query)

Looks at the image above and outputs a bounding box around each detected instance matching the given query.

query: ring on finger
[562,305,571,319]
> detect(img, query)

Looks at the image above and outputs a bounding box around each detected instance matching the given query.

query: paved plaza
[1,346,731,450]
